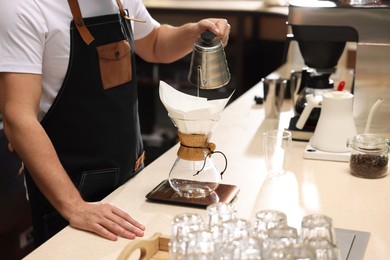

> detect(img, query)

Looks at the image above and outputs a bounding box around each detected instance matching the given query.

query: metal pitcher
[188,31,231,90]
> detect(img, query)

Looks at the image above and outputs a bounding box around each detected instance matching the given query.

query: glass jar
[346,134,390,178]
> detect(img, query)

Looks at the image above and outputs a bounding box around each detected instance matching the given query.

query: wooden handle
[118,233,170,260]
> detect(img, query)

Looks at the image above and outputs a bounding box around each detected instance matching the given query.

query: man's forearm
[152,23,199,63]
[3,117,83,220]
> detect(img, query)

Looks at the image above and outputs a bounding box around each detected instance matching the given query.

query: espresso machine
[283,0,390,138]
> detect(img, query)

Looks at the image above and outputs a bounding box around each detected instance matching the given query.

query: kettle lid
[194,31,222,52]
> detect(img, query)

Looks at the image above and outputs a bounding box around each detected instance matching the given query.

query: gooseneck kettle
[188,31,231,90]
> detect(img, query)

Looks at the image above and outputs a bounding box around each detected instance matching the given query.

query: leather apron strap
[115,0,146,23]
[116,0,127,18]
[67,0,95,45]
[67,0,145,45]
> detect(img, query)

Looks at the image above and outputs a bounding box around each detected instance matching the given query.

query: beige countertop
[143,0,288,15]
[23,77,390,259]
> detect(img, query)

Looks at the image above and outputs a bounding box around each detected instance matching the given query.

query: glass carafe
[168,117,227,199]
[293,69,334,129]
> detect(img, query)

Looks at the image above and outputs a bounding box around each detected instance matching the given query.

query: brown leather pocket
[96,40,132,90]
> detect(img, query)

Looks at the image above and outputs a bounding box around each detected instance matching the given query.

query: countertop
[23,77,390,259]
[143,0,288,15]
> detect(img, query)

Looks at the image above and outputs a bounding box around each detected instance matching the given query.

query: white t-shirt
[0,0,159,120]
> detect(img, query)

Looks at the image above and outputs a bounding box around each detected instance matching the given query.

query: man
[0,0,230,247]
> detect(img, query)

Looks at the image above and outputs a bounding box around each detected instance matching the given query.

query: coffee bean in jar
[349,154,388,178]
[346,134,390,179]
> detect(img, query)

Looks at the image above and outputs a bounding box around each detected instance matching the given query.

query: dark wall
[0,130,35,259]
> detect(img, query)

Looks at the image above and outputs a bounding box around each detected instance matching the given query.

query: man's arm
[0,72,145,241]
[135,18,231,63]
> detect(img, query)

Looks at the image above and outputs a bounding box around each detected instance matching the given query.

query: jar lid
[347,134,390,153]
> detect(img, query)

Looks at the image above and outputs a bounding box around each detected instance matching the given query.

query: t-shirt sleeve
[0,1,46,74]
[126,0,160,41]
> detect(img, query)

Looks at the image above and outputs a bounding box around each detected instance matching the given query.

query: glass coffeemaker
[168,116,227,199]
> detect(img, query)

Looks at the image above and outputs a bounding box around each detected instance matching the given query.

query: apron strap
[67,0,145,45]
[134,151,146,172]
[116,0,127,19]
[116,0,146,23]
[67,0,95,45]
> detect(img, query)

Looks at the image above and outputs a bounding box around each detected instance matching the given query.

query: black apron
[25,0,145,246]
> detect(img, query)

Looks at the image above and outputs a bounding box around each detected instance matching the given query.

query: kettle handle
[296,94,321,129]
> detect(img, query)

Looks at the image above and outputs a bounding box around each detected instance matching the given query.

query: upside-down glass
[267,243,317,260]
[307,236,341,260]
[207,202,237,229]
[185,229,214,260]
[300,214,337,245]
[262,225,299,258]
[224,235,263,260]
[263,130,292,176]
[253,209,288,240]
[215,218,253,258]
[220,218,252,243]
[169,213,205,260]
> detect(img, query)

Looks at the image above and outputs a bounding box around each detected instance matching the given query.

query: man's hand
[68,201,145,241]
[135,18,231,63]
[195,18,231,46]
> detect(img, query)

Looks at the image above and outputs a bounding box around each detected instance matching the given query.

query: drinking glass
[169,213,205,260]
[206,202,237,229]
[253,209,288,240]
[215,218,253,258]
[307,237,341,260]
[224,235,263,260]
[220,218,252,243]
[262,225,298,258]
[300,214,337,245]
[185,229,214,260]
[267,243,317,260]
[263,130,292,176]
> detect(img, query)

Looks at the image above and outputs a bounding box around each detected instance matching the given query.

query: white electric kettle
[296,91,357,153]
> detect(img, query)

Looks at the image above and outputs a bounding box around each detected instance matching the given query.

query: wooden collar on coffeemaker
[177,132,216,161]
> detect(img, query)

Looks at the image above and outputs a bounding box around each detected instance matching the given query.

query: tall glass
[263,130,292,176]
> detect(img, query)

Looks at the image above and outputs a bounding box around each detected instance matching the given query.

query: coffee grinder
[283,0,390,160]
